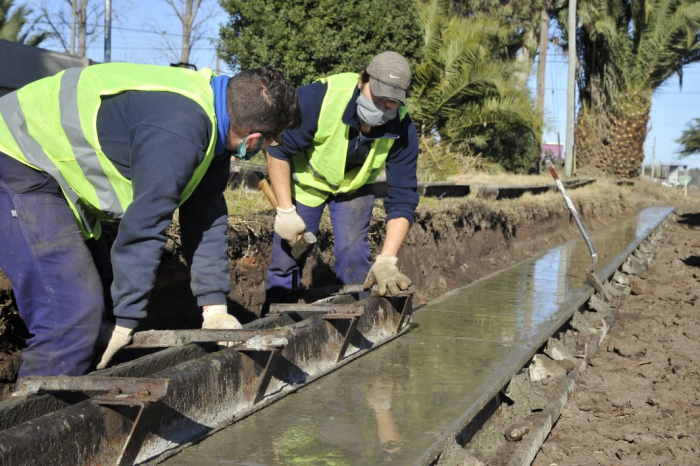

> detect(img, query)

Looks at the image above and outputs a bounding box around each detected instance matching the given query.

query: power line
[95,46,216,51]
[111,25,218,41]
[35,20,219,41]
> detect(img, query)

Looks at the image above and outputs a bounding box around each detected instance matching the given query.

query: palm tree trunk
[575,101,650,178]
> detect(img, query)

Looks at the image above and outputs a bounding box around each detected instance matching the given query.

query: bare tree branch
[37,0,109,57]
[156,0,219,65]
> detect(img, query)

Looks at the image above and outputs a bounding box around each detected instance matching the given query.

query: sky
[534,49,700,170]
[33,0,700,169]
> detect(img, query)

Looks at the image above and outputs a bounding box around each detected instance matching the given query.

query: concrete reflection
[164,207,672,465]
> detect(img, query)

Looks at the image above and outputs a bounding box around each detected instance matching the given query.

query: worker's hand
[363,255,412,296]
[202,305,243,330]
[274,206,306,246]
[203,305,242,347]
[96,321,134,370]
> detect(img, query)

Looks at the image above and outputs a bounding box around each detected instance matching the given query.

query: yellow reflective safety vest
[0,63,217,239]
[291,73,407,206]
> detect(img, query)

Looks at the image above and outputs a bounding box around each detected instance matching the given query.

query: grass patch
[224,187,273,217]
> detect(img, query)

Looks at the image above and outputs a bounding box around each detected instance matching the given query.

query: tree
[38,0,117,58]
[678,118,700,157]
[158,0,220,66]
[218,0,423,87]
[0,0,48,46]
[554,0,700,178]
[456,0,544,69]
[457,0,565,146]
[411,0,542,172]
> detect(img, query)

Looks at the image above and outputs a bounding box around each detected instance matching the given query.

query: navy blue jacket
[0,91,231,328]
[267,80,419,225]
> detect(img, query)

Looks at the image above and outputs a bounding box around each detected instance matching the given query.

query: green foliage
[416,136,483,181]
[477,122,541,173]
[0,0,48,46]
[219,0,423,87]
[411,0,541,172]
[554,0,700,114]
[677,118,700,158]
[455,0,544,60]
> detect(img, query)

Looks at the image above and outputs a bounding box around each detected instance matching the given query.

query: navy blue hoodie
[267,80,419,225]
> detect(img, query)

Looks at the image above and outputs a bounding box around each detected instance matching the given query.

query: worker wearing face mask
[264,51,419,310]
[0,64,301,381]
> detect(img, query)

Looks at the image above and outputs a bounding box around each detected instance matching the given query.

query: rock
[630,278,648,295]
[505,420,533,442]
[529,354,567,382]
[555,358,576,373]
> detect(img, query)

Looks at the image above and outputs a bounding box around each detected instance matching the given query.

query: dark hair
[226,67,301,138]
[360,69,370,83]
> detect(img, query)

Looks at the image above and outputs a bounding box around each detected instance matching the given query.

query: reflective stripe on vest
[0,64,217,238]
[291,73,405,207]
[60,68,122,216]
[0,90,98,235]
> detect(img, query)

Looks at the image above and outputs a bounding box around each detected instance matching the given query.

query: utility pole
[70,0,77,55]
[104,0,112,63]
[564,0,576,177]
[650,138,656,180]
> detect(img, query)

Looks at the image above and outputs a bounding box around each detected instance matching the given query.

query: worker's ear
[245,132,263,149]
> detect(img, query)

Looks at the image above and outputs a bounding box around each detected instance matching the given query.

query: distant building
[541,142,563,161]
[668,165,681,185]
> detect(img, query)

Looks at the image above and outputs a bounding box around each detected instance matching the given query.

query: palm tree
[677,118,700,157]
[558,0,700,178]
[410,0,542,171]
[0,0,48,46]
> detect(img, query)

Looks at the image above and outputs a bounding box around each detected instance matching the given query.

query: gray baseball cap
[366,51,411,105]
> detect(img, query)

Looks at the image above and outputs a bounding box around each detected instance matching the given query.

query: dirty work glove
[363,254,412,296]
[203,305,242,347]
[274,206,306,246]
[202,305,243,329]
[96,321,134,370]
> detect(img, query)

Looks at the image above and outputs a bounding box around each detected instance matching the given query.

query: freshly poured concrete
[164,206,672,465]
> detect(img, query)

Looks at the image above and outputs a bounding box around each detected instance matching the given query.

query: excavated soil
[0,177,696,441]
[532,208,700,465]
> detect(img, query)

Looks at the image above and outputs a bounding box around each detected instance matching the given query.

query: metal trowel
[546,159,611,301]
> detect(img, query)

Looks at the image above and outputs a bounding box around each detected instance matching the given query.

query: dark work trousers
[0,157,110,379]
[264,184,375,311]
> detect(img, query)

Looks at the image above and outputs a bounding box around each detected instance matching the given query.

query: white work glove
[96,321,134,370]
[274,206,306,246]
[203,305,242,347]
[202,305,243,329]
[363,254,412,296]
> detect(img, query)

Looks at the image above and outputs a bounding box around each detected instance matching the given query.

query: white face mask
[356,94,397,127]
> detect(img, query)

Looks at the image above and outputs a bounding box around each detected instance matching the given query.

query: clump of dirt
[0,178,688,399]
[533,209,700,465]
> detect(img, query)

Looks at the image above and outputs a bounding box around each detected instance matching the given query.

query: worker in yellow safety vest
[0,63,300,381]
[264,51,418,310]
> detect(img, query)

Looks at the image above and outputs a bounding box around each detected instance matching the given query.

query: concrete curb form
[468,214,670,466]
[0,294,413,465]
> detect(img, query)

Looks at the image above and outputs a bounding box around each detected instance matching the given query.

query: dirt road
[534,210,700,465]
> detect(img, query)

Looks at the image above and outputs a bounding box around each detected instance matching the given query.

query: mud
[0,180,692,407]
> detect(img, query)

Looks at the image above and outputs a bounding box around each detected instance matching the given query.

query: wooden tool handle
[259,178,278,210]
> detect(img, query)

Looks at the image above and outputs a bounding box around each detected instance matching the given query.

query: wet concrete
[163,206,673,465]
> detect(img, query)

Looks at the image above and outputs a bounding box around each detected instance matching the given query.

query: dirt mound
[533,210,700,465]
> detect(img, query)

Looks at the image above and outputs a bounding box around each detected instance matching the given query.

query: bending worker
[265,51,418,306]
[0,64,301,379]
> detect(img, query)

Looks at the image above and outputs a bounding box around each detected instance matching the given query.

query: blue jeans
[0,160,108,378]
[265,185,375,310]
